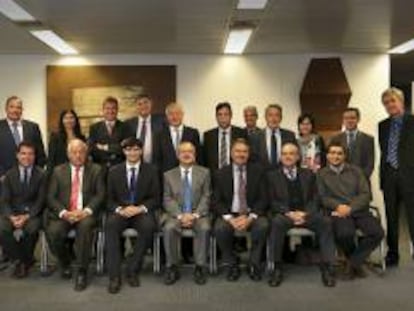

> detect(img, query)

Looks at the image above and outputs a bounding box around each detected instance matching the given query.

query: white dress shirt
[170,124,184,151]
[266,127,282,162]
[136,115,152,163]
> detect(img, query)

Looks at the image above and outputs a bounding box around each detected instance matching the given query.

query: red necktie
[69,167,81,211]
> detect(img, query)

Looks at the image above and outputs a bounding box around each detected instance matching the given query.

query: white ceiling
[0,0,413,54]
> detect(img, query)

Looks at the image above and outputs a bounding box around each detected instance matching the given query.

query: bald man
[46,139,104,291]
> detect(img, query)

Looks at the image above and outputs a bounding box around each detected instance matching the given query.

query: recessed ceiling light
[30,30,79,55]
[224,28,254,54]
[0,0,36,22]
[389,39,414,54]
[237,0,268,10]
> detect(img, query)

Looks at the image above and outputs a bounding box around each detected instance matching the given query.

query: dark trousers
[0,216,41,264]
[382,165,414,257]
[105,213,156,278]
[270,213,335,265]
[332,212,384,267]
[214,216,269,267]
[46,217,97,269]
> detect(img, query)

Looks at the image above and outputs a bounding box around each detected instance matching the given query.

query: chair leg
[40,231,49,276]
[153,233,161,274]
[96,231,105,275]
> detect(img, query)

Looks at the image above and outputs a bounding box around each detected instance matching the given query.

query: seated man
[47,139,104,291]
[267,142,335,287]
[0,141,46,278]
[213,138,268,282]
[162,141,211,285]
[106,137,158,294]
[317,141,384,279]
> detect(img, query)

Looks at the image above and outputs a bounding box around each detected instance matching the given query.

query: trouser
[0,216,41,264]
[332,212,384,267]
[46,217,96,269]
[270,213,335,264]
[105,213,156,278]
[214,216,269,267]
[163,217,210,267]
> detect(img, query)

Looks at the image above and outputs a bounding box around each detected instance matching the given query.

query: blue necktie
[12,122,21,146]
[387,118,402,169]
[182,169,192,213]
[128,167,137,203]
[270,129,278,165]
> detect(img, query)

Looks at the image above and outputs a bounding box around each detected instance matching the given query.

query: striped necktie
[387,118,402,169]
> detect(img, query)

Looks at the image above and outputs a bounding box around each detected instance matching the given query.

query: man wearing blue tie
[162,141,211,285]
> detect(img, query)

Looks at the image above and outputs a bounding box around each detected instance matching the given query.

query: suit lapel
[276,170,289,202]
[259,131,269,163]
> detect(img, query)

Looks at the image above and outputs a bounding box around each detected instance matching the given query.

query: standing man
[213,138,268,282]
[154,102,202,172]
[46,139,104,291]
[162,141,211,285]
[203,102,246,173]
[250,104,296,169]
[124,94,164,164]
[330,107,374,180]
[0,96,46,178]
[0,142,46,278]
[243,106,261,137]
[106,137,159,294]
[379,87,414,266]
[267,142,335,287]
[89,96,127,169]
[317,142,384,279]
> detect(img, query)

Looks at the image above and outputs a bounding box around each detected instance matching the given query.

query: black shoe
[268,265,283,287]
[127,273,141,287]
[352,265,367,279]
[164,265,180,285]
[108,277,121,294]
[12,261,26,279]
[61,266,72,279]
[341,260,355,281]
[194,266,207,285]
[385,253,399,267]
[226,265,240,282]
[248,264,262,282]
[321,264,336,287]
[74,270,88,292]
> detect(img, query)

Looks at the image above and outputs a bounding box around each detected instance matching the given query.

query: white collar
[70,164,84,172]
[139,115,151,123]
[267,127,280,134]
[7,118,22,126]
[180,165,193,174]
[170,124,184,132]
[126,161,140,171]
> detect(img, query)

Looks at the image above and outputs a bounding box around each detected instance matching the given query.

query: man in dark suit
[203,102,246,173]
[213,138,268,282]
[379,87,414,266]
[0,96,46,178]
[89,96,127,169]
[250,104,296,169]
[154,102,202,172]
[243,105,261,137]
[0,142,46,278]
[318,142,384,279]
[46,139,104,291]
[330,107,374,180]
[267,142,335,287]
[106,137,159,294]
[124,94,164,164]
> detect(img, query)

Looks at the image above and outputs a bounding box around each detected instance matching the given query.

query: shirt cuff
[223,214,233,221]
[84,208,93,216]
[140,205,148,213]
[177,214,183,220]
[192,213,200,219]
[115,206,123,214]
[248,213,258,219]
[59,210,67,219]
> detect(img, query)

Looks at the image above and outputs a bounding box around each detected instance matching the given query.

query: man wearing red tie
[46,139,104,291]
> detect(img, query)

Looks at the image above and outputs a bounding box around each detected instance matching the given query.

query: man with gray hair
[243,105,261,136]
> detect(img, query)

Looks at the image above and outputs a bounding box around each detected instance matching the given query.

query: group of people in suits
[0,87,412,294]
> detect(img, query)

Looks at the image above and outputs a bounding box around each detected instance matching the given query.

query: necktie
[139,119,147,144]
[387,119,401,169]
[347,131,356,160]
[129,167,137,203]
[238,166,248,214]
[219,131,228,168]
[286,168,296,181]
[22,167,29,188]
[11,122,21,146]
[69,167,81,211]
[174,127,180,151]
[182,169,192,213]
[271,129,278,165]
[107,122,114,136]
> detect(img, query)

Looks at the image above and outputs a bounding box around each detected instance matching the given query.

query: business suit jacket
[154,125,202,172]
[124,114,164,143]
[163,165,211,219]
[0,119,46,176]
[267,167,319,216]
[330,131,374,179]
[88,120,126,167]
[47,162,105,219]
[107,162,160,215]
[202,126,246,172]
[212,162,268,217]
[1,165,46,218]
[379,114,414,189]
[250,128,297,168]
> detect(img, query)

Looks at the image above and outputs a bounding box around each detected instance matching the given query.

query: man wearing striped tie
[379,87,414,267]
[162,141,211,285]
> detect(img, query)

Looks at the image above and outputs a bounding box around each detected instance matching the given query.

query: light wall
[0,53,389,214]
